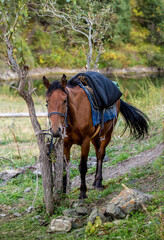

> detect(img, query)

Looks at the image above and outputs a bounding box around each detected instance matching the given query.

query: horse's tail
[120,99,149,139]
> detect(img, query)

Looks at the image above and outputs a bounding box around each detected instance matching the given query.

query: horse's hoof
[94,185,104,191]
[78,194,87,199]
[92,181,96,187]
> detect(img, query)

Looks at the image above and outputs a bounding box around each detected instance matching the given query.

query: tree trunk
[53,137,64,201]
[20,93,55,214]
[5,36,55,214]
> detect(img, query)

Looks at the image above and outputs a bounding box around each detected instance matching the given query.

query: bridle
[47,90,69,128]
[43,89,69,155]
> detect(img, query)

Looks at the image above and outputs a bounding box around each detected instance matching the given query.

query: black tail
[120,99,149,139]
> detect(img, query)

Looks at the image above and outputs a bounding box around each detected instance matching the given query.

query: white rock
[49,217,72,233]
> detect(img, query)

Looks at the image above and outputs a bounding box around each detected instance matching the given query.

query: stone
[0,169,22,181]
[0,214,7,217]
[24,188,32,193]
[32,215,41,220]
[63,208,78,217]
[105,185,153,219]
[33,169,42,176]
[88,207,106,223]
[104,155,110,162]
[49,216,72,233]
[89,157,97,162]
[71,164,78,169]
[105,203,126,219]
[75,207,88,216]
[13,212,21,217]
[26,206,35,213]
[72,201,83,208]
[113,220,125,226]
[87,161,97,169]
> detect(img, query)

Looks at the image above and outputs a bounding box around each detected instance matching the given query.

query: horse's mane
[67,77,80,88]
[46,81,67,96]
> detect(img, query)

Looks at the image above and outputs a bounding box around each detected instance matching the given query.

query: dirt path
[72,142,163,189]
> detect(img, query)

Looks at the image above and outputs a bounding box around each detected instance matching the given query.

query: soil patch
[72,142,163,189]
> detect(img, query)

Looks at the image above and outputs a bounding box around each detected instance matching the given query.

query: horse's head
[43,74,68,137]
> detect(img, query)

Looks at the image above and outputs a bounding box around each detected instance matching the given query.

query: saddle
[69,71,122,110]
[68,71,122,130]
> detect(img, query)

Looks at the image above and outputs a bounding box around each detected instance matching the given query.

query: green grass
[0,157,163,240]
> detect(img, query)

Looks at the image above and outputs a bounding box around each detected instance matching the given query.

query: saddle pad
[79,83,117,127]
[69,71,122,109]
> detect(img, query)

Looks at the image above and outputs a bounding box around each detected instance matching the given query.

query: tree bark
[53,137,64,201]
[5,36,55,214]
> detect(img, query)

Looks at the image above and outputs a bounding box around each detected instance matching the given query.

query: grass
[0,157,163,240]
[0,79,163,239]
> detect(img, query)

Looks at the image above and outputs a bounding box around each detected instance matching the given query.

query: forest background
[0,0,164,72]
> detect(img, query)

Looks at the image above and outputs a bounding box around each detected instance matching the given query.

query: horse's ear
[43,76,50,89]
[61,74,67,88]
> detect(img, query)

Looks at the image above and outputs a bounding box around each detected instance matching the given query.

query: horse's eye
[63,99,67,104]
[46,103,48,107]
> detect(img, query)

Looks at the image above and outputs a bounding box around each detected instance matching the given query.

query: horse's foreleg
[63,142,72,194]
[79,138,90,199]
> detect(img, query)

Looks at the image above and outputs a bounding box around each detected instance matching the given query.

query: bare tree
[0,0,54,214]
[39,0,111,70]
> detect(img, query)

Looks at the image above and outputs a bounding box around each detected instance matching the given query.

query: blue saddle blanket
[78,83,117,126]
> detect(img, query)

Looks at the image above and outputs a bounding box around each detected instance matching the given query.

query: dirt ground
[71,142,163,189]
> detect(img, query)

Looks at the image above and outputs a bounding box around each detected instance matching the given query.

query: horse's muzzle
[50,127,62,138]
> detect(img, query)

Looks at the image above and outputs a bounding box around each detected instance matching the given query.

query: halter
[47,91,69,128]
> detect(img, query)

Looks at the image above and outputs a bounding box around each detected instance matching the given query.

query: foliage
[131,0,164,45]
[0,0,163,69]
[0,0,30,68]
[85,217,103,235]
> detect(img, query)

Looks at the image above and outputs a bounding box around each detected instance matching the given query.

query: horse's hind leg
[79,138,90,199]
[92,127,113,189]
[91,138,101,187]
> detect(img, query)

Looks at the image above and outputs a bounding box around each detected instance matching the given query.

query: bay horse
[43,74,149,199]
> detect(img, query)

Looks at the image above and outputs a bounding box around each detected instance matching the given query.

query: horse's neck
[66,87,79,125]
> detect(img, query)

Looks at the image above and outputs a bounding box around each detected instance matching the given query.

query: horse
[43,74,149,199]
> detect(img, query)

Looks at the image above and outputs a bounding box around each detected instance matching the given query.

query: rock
[72,201,84,208]
[26,206,35,213]
[104,155,110,162]
[113,220,125,226]
[24,187,32,193]
[105,185,153,219]
[0,169,22,181]
[0,214,7,217]
[75,207,88,216]
[13,212,21,217]
[32,215,41,220]
[105,203,126,219]
[71,164,78,169]
[89,157,97,162]
[49,216,72,233]
[87,162,97,169]
[33,169,42,176]
[63,208,78,217]
[88,207,106,223]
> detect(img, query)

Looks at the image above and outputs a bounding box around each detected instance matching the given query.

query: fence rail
[0,113,47,118]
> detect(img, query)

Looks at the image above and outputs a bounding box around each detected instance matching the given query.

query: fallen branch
[0,157,14,164]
